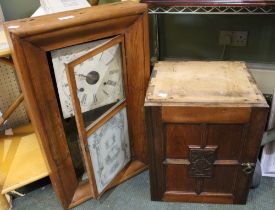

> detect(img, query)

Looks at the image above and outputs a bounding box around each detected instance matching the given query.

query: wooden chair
[0,56,49,209]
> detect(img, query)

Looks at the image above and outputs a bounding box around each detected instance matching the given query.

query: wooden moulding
[69,160,147,208]
[161,106,252,124]
[4,2,150,209]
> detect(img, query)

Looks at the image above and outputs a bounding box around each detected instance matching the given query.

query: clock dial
[73,44,124,115]
[87,108,130,193]
[51,38,125,121]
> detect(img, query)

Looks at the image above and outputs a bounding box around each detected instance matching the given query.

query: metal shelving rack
[148,6,275,14]
[143,0,275,15]
[142,1,275,61]
[142,0,275,184]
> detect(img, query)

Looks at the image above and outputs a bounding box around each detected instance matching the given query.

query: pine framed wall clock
[5,2,150,209]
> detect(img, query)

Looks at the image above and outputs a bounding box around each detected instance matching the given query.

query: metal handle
[241,162,256,175]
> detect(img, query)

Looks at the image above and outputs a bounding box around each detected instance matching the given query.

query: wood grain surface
[145,61,266,106]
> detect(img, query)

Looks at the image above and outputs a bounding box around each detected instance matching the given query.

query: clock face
[51,38,125,120]
[87,108,130,193]
[73,44,124,112]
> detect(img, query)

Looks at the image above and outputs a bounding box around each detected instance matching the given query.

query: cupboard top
[145,61,267,107]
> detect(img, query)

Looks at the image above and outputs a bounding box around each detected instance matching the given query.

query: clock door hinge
[85,145,90,152]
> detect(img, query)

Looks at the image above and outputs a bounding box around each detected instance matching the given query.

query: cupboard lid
[145,61,267,107]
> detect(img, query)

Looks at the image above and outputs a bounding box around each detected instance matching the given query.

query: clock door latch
[241,162,256,175]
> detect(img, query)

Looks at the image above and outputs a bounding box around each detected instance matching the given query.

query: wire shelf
[148,6,275,15]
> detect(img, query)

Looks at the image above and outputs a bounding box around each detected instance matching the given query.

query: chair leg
[0,93,24,127]
[0,194,10,210]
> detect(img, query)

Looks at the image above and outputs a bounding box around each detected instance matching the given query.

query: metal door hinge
[241,162,256,175]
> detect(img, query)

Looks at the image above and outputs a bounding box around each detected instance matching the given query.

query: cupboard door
[147,107,268,204]
[164,123,247,203]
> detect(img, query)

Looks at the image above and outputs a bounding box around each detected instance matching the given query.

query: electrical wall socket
[231,31,248,46]
[219,31,233,45]
[219,30,248,47]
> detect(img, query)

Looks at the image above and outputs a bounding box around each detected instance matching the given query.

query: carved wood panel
[163,123,249,196]
[188,146,217,178]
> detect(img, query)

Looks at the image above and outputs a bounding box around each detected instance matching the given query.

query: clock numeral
[103,90,109,96]
[81,93,87,105]
[109,69,119,75]
[93,94,98,103]
[106,57,115,66]
[99,52,104,61]
[105,80,117,86]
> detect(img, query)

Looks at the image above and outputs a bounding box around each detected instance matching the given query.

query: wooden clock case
[4,2,150,209]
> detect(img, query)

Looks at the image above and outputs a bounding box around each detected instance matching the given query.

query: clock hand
[75,73,86,78]
[75,71,100,85]
[103,90,109,96]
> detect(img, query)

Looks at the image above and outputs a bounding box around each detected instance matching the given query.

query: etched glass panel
[87,108,130,193]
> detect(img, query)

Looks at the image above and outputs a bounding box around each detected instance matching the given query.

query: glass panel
[48,51,88,180]
[87,108,130,193]
[51,38,125,128]
[62,117,86,179]
[73,43,125,127]
[51,38,113,119]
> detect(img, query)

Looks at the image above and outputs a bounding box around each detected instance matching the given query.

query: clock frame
[65,35,130,197]
[4,2,150,209]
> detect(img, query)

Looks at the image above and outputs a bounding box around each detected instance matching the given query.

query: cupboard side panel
[234,107,268,203]
[145,106,165,200]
